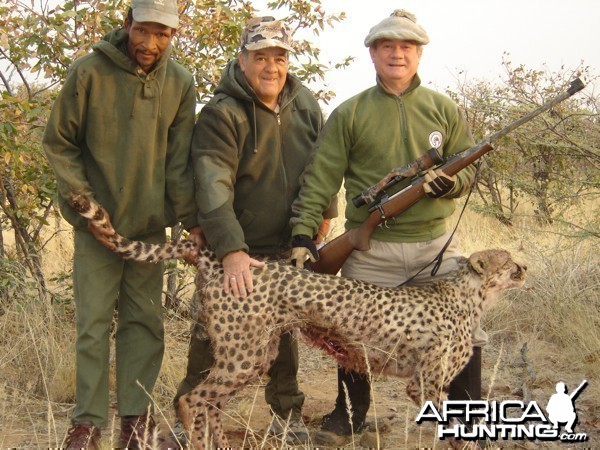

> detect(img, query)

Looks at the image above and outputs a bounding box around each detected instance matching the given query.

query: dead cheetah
[69,194,527,449]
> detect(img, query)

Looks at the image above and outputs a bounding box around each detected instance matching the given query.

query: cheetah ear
[468,253,486,275]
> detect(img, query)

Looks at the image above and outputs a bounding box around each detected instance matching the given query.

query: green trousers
[71,229,165,427]
[174,319,304,419]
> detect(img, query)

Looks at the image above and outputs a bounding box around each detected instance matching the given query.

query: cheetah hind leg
[178,392,218,450]
[178,381,231,450]
[180,364,270,450]
[179,332,282,449]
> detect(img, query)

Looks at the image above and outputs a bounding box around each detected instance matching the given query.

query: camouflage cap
[240,16,294,52]
[364,9,429,47]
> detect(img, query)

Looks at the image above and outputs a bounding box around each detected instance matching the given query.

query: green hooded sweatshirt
[191,59,328,260]
[291,75,476,243]
[43,29,197,238]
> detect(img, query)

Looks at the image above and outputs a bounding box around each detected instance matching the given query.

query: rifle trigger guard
[383,217,397,228]
[376,203,386,221]
[375,204,397,229]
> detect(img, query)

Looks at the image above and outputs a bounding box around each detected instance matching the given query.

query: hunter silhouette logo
[416,379,589,443]
[546,380,587,433]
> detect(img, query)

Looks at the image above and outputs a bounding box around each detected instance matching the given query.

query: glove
[423,169,456,198]
[290,234,319,269]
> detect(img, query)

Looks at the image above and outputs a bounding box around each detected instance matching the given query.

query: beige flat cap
[364,9,429,47]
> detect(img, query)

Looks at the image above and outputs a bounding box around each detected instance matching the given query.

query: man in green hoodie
[43,1,202,448]
[290,9,482,445]
[170,16,334,446]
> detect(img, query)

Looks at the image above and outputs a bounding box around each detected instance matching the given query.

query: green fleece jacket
[43,29,197,238]
[192,59,329,260]
[291,75,476,242]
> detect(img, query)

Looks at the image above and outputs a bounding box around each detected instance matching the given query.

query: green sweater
[291,75,476,242]
[192,59,329,260]
[43,29,198,238]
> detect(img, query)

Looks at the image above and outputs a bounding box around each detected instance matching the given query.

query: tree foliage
[1,2,598,305]
[449,56,600,237]
[0,0,346,302]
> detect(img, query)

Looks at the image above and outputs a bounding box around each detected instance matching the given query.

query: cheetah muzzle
[69,194,527,449]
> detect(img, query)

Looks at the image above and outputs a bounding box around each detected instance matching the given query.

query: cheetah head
[468,249,527,294]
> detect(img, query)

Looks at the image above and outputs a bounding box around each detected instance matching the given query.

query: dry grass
[1,206,599,448]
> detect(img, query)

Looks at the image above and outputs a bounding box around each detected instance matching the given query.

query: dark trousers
[448,347,482,401]
[174,324,304,419]
[335,347,481,423]
[72,229,165,427]
[330,367,371,423]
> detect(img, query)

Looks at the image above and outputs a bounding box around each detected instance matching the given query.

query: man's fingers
[289,247,315,268]
[224,273,239,297]
[87,221,117,250]
[223,274,232,294]
[182,251,198,265]
[241,271,252,296]
[223,271,253,298]
[187,226,206,249]
[423,169,456,198]
[99,238,117,251]
[291,256,305,269]
[423,170,435,194]
[248,257,266,269]
[234,273,249,299]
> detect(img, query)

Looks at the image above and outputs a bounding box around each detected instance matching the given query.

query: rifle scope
[352,77,585,209]
[352,147,443,208]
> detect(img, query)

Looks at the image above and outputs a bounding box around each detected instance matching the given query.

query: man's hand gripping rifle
[309,78,585,275]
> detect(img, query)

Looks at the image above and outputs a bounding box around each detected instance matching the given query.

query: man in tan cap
[44,0,202,448]
[168,15,335,446]
[290,9,480,444]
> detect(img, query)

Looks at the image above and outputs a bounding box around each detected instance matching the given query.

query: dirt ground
[208,340,600,450]
[2,334,598,449]
[3,203,598,448]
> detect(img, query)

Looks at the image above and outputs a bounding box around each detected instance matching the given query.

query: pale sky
[5,0,597,112]
[258,0,600,112]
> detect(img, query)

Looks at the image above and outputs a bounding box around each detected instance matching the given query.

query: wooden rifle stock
[309,77,585,275]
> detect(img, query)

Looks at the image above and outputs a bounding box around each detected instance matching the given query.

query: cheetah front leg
[405,358,448,408]
[406,364,481,450]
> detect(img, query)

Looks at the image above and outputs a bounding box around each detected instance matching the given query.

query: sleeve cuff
[292,223,317,240]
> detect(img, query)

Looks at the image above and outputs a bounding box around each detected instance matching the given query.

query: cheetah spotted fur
[69,194,527,449]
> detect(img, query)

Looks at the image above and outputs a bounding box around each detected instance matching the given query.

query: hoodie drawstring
[252,101,258,153]
[131,70,162,118]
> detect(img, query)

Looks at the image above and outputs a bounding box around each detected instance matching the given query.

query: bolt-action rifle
[309,78,585,275]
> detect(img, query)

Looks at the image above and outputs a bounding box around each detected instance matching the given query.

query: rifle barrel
[355,78,586,209]
[486,77,585,144]
[312,78,586,276]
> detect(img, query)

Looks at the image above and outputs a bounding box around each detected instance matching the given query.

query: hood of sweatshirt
[43,27,197,238]
[215,58,302,109]
[213,58,304,153]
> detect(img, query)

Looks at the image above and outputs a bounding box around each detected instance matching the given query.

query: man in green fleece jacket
[290,10,482,445]
[43,1,202,448]
[170,16,334,446]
